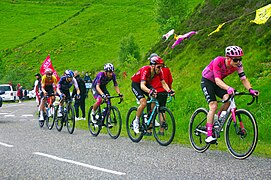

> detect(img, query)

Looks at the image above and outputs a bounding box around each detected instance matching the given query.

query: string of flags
[162,4,271,49]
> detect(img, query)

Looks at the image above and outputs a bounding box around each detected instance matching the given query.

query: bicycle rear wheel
[88,106,101,136]
[66,105,75,134]
[55,106,63,132]
[106,106,122,139]
[126,107,144,143]
[153,107,175,146]
[189,108,210,152]
[46,106,55,130]
[225,109,258,159]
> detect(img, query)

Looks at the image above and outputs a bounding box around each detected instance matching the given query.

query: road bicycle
[38,95,55,129]
[88,95,123,139]
[126,95,175,146]
[54,97,75,134]
[189,91,258,159]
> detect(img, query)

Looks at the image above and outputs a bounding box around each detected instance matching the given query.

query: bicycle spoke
[106,106,122,139]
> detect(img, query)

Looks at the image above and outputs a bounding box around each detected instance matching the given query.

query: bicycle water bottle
[219,111,227,122]
[213,114,220,128]
[143,114,148,123]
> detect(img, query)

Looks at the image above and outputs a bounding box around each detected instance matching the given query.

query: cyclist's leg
[157,92,168,133]
[215,87,230,116]
[39,92,46,120]
[91,87,104,123]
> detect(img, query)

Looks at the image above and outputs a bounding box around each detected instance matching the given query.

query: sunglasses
[232,57,242,62]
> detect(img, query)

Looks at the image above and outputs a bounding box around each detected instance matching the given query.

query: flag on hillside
[208,23,226,36]
[40,54,60,81]
[162,29,175,41]
[250,4,271,24]
[171,31,197,49]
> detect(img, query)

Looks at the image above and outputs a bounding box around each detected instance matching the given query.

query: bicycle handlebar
[219,91,258,105]
[106,95,123,104]
[147,94,174,104]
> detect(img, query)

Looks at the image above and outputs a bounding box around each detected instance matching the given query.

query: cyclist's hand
[119,93,123,99]
[60,94,64,99]
[227,87,235,95]
[76,94,80,99]
[249,88,259,96]
[168,89,175,96]
[149,89,157,98]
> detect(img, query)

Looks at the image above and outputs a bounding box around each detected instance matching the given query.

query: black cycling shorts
[131,82,152,101]
[200,77,227,104]
[40,85,54,98]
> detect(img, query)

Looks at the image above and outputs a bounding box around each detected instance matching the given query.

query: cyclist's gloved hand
[119,93,123,98]
[168,89,175,96]
[60,94,64,99]
[227,87,235,95]
[149,89,157,98]
[249,88,259,96]
[101,94,107,99]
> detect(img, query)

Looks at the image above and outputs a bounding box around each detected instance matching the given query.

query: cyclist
[131,55,175,134]
[56,70,80,117]
[201,46,259,143]
[38,69,58,121]
[90,63,123,124]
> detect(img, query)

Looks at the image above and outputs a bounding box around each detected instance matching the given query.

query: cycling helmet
[65,70,74,78]
[148,53,159,60]
[149,56,164,65]
[225,46,244,57]
[45,68,53,75]
[104,63,114,72]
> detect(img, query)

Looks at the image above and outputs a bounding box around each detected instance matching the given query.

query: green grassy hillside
[1,0,271,157]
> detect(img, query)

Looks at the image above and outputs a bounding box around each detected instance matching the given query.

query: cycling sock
[206,123,213,136]
[217,111,221,117]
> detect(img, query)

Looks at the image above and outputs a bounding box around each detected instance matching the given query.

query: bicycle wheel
[126,107,144,143]
[46,106,55,130]
[88,106,101,136]
[55,106,63,132]
[66,105,75,134]
[153,107,175,146]
[189,108,210,152]
[106,106,122,139]
[225,109,258,159]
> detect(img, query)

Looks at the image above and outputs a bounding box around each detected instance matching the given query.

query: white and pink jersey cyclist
[202,56,246,82]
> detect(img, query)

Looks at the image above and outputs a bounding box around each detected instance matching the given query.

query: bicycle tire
[46,106,55,130]
[153,106,175,146]
[66,104,75,134]
[225,109,258,159]
[189,107,210,152]
[88,106,101,136]
[126,107,144,143]
[55,106,63,132]
[106,106,122,139]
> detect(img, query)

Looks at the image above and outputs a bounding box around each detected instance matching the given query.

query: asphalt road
[0,101,270,179]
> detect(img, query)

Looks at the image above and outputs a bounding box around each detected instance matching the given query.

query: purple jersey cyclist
[201,46,259,143]
[90,63,123,123]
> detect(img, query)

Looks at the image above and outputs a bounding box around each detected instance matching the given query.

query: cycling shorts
[131,81,152,101]
[40,85,55,98]
[92,86,109,99]
[201,77,227,104]
[60,89,71,100]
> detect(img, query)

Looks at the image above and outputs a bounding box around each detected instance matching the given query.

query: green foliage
[119,34,141,63]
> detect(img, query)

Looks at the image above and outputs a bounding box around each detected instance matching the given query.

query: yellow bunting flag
[208,23,226,36]
[250,4,271,24]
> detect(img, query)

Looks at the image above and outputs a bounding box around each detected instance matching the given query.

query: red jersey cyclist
[131,55,175,134]
[90,63,123,124]
[201,46,259,143]
[39,68,58,121]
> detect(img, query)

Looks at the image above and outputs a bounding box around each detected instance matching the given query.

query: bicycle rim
[225,109,258,159]
[106,106,122,139]
[55,106,63,132]
[126,107,144,143]
[67,105,75,134]
[88,106,101,136]
[153,107,175,146]
[189,108,210,152]
[46,106,55,130]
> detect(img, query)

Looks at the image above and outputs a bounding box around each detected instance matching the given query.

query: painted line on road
[33,152,126,176]
[0,142,14,148]
[4,114,15,117]
[21,114,34,117]
[0,113,9,115]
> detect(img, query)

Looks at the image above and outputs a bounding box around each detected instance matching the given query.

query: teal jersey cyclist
[201,46,259,143]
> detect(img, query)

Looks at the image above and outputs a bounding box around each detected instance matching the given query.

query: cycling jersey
[150,67,172,93]
[131,66,164,84]
[57,76,79,91]
[92,72,118,88]
[202,56,246,82]
[41,75,58,88]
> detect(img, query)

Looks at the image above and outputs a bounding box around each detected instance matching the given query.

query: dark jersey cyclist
[201,46,259,143]
[90,63,122,123]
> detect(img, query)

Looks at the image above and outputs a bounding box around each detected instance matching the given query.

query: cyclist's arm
[161,80,170,92]
[241,78,252,90]
[215,77,230,90]
[140,81,151,93]
[95,84,104,96]
[114,85,121,95]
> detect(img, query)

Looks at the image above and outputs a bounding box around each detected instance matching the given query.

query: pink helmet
[225,46,244,57]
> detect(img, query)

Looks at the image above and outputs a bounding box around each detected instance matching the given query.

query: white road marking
[0,113,9,115]
[4,115,15,117]
[33,152,126,176]
[0,142,14,147]
[21,114,33,117]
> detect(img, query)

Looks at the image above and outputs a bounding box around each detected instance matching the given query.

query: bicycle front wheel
[126,107,144,143]
[46,106,55,130]
[189,108,210,153]
[106,106,122,139]
[88,106,101,136]
[66,105,75,134]
[55,106,63,132]
[153,106,175,146]
[225,109,258,159]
